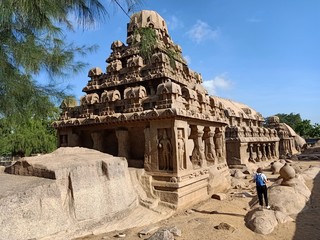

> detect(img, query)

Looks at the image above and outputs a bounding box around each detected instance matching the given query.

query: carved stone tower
[53,10,230,208]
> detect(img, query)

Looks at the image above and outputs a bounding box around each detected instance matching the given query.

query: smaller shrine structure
[266,115,305,157]
[221,98,280,166]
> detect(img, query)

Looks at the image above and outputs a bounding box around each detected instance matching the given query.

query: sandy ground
[75,160,320,240]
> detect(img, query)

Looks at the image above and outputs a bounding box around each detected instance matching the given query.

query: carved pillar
[267,143,272,159]
[248,143,254,162]
[214,127,225,163]
[190,125,206,168]
[91,132,103,152]
[270,142,275,158]
[144,127,152,171]
[116,129,130,159]
[262,143,267,161]
[271,142,278,158]
[177,129,186,170]
[256,143,262,162]
[203,127,216,164]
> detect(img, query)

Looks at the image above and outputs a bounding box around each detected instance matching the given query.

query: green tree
[0,90,59,156]
[309,123,320,138]
[0,0,141,156]
[295,120,314,138]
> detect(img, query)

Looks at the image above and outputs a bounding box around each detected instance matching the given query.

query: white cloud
[183,55,191,64]
[187,20,220,44]
[167,15,183,31]
[202,75,232,95]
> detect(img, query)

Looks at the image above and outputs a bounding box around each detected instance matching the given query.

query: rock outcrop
[245,165,315,235]
[0,147,138,240]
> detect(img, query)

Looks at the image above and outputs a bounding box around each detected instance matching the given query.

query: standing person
[254,167,270,209]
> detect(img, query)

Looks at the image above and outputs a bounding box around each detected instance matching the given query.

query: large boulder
[270,161,284,174]
[268,175,311,216]
[245,209,294,235]
[245,209,278,235]
[0,147,138,240]
[207,164,231,195]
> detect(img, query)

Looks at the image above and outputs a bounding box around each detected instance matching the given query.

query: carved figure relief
[256,143,262,161]
[177,129,185,170]
[267,143,272,159]
[214,128,224,162]
[158,129,172,171]
[203,128,216,163]
[261,143,267,160]
[248,143,254,162]
[190,126,205,168]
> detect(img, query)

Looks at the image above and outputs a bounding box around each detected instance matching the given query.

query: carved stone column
[214,127,225,163]
[262,143,267,161]
[271,142,277,158]
[256,143,261,162]
[190,125,206,168]
[116,129,130,159]
[248,143,254,162]
[144,127,152,171]
[177,129,186,170]
[266,143,271,159]
[203,127,216,164]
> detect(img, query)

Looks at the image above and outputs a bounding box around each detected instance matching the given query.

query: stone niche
[53,10,248,209]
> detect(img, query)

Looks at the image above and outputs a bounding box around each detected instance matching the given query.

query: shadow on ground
[293,171,320,240]
[192,208,244,217]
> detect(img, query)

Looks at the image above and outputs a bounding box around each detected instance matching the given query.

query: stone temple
[53,10,297,208]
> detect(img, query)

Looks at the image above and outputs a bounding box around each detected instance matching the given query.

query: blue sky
[61,0,320,124]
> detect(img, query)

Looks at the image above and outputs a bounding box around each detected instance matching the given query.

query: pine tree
[0,0,141,156]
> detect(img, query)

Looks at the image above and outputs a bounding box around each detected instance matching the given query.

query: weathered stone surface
[274,210,294,224]
[301,166,320,180]
[0,147,138,240]
[231,177,247,189]
[271,161,284,174]
[279,163,296,183]
[207,165,231,195]
[245,209,278,235]
[146,229,174,240]
[233,169,246,179]
[269,176,310,216]
[246,209,294,235]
